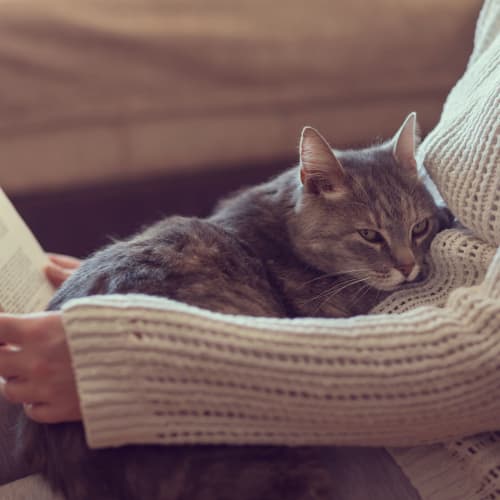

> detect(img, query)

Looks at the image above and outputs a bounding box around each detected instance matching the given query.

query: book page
[0,189,55,313]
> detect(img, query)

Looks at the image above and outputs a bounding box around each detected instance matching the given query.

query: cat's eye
[412,219,429,238]
[358,229,384,243]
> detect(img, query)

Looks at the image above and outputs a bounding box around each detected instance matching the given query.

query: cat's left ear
[392,112,421,174]
[299,127,347,196]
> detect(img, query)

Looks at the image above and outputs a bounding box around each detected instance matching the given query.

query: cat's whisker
[324,277,371,301]
[312,280,370,315]
[300,268,374,287]
[303,276,369,304]
[312,277,372,313]
[352,284,372,306]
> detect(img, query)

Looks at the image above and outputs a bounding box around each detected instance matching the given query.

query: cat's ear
[299,127,347,196]
[392,112,421,174]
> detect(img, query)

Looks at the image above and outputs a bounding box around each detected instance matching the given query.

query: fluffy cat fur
[16,113,452,500]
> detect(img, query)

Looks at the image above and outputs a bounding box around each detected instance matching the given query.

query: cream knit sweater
[4,1,498,498]
[62,1,499,498]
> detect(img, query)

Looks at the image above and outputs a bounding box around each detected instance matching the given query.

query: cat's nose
[396,261,415,278]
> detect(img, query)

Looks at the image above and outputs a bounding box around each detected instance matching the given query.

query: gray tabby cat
[17,113,452,500]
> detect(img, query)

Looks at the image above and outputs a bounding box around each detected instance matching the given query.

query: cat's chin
[367,266,425,292]
[373,283,406,292]
[367,275,407,292]
[370,282,404,292]
[371,276,424,292]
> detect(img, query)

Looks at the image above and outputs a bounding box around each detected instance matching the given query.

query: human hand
[0,312,82,423]
[45,253,81,288]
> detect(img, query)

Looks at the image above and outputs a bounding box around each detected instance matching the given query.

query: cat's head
[290,112,453,291]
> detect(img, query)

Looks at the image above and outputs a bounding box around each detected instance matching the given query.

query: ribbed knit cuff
[61,239,500,450]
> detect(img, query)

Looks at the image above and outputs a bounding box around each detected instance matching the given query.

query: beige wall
[0,0,482,193]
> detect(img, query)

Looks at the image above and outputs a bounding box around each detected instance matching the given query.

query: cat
[16,112,452,500]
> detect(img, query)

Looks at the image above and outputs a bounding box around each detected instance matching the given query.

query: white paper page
[0,189,55,313]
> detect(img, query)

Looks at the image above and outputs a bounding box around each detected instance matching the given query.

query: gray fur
[15,122,452,500]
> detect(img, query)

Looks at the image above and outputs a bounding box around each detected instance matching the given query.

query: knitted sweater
[61,228,498,445]
[59,1,500,498]
[5,1,498,499]
[58,2,500,497]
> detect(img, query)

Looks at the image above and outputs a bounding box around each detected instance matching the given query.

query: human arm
[59,235,500,449]
[4,21,500,445]
[1,235,498,446]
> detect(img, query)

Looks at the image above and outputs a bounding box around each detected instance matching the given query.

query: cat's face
[290,113,452,291]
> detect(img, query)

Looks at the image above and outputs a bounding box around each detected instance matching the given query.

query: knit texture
[59,1,499,498]
[61,234,499,445]
[387,1,500,497]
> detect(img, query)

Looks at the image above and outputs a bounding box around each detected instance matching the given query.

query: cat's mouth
[367,266,422,291]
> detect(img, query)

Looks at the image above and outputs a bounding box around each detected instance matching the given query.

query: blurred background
[0,0,482,257]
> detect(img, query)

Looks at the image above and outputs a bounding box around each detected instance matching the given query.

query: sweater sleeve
[61,241,500,450]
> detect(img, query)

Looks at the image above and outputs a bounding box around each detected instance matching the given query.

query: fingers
[23,403,51,423]
[0,350,24,378]
[0,311,81,423]
[45,263,74,288]
[23,403,61,424]
[1,378,40,404]
[0,313,61,380]
[0,312,59,346]
[24,401,82,424]
[0,314,26,345]
[47,254,81,270]
[45,254,80,287]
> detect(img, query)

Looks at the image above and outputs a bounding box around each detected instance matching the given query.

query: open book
[0,189,54,313]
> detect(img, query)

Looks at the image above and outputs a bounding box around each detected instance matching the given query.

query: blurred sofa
[0,0,482,255]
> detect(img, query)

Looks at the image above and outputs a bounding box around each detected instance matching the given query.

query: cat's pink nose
[397,262,415,278]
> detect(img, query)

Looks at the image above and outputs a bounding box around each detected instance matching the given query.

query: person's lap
[0,398,59,498]
[0,474,62,500]
[0,397,419,499]
[0,397,33,486]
